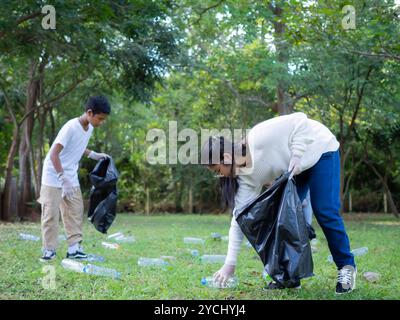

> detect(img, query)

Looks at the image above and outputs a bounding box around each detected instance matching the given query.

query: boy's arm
[84,149,92,157]
[50,143,65,174]
[85,148,110,161]
[50,143,74,199]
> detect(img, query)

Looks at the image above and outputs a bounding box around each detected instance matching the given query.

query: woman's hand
[213,264,235,286]
[288,156,302,179]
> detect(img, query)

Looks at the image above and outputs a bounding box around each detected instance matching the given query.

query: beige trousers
[38,185,84,250]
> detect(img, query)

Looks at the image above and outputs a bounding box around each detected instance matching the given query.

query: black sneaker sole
[66,253,88,259]
[39,257,56,263]
[263,282,301,291]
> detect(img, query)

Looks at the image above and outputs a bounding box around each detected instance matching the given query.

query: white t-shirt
[42,118,93,188]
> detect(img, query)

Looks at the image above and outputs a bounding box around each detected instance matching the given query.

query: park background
[0,0,399,300]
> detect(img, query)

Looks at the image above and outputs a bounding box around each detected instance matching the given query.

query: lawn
[0,213,399,300]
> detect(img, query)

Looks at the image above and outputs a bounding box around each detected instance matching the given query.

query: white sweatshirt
[225,112,339,266]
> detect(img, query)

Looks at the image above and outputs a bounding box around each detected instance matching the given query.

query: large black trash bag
[235,171,315,287]
[87,157,119,234]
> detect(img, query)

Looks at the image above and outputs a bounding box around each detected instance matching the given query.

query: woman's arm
[225,181,262,266]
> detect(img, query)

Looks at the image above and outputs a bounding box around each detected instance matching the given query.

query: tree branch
[193,0,225,25]
[0,11,43,39]
[349,50,400,62]
[19,77,88,125]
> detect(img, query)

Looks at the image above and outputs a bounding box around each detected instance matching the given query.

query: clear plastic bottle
[85,254,105,263]
[201,276,239,289]
[184,237,205,245]
[61,259,85,273]
[160,255,175,261]
[211,233,222,240]
[83,264,121,279]
[200,254,226,264]
[114,235,135,243]
[328,247,368,263]
[101,241,120,249]
[19,233,40,241]
[138,257,168,267]
[351,247,368,256]
[107,232,135,243]
[107,232,124,239]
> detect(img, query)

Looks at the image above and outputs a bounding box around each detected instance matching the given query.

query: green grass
[0,213,399,300]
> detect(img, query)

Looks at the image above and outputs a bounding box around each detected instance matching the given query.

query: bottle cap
[200,277,207,285]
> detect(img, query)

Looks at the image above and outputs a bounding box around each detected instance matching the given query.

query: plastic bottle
[190,249,199,257]
[107,232,135,243]
[201,276,239,289]
[138,257,168,267]
[83,264,121,279]
[107,232,124,239]
[160,255,175,261]
[211,233,222,240]
[61,259,85,273]
[19,233,40,241]
[351,247,368,256]
[101,241,120,249]
[114,235,135,243]
[61,259,120,279]
[262,269,273,282]
[200,254,226,264]
[85,254,105,263]
[184,237,205,245]
[328,247,368,263]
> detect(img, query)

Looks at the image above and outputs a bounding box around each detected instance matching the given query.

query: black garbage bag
[235,171,314,287]
[87,157,119,234]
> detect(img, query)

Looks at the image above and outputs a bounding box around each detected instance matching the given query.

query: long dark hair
[201,136,245,209]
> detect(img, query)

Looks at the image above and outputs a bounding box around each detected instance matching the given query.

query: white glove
[288,156,302,180]
[58,173,74,200]
[88,151,110,161]
[213,264,235,287]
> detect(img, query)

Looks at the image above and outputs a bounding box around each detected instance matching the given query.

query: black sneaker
[263,280,301,290]
[66,251,88,259]
[336,265,357,294]
[40,250,56,263]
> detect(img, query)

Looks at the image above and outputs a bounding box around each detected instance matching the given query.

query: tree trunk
[2,127,20,221]
[188,183,193,214]
[383,182,398,217]
[35,107,47,198]
[18,60,40,219]
[145,187,150,215]
[364,159,399,218]
[272,4,291,115]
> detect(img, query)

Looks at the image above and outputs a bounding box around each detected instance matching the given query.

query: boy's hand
[88,151,110,161]
[213,264,235,287]
[57,173,74,200]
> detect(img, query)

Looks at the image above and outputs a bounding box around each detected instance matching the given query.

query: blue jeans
[295,150,356,269]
